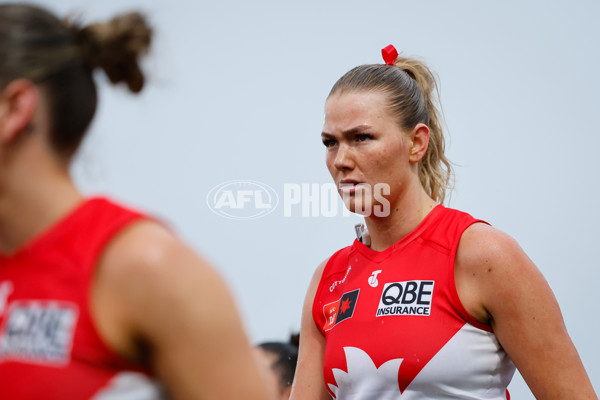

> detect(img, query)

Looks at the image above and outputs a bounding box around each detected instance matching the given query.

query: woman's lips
[339,181,365,194]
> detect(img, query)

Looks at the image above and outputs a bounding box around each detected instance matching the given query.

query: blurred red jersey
[0,198,165,399]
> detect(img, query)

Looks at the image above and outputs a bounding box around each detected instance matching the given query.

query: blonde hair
[328,56,452,203]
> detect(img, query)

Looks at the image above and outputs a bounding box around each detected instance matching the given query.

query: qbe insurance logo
[376,280,434,317]
[0,300,78,365]
[206,180,279,220]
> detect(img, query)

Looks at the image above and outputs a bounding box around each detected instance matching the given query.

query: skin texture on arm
[289,260,331,400]
[455,223,598,400]
[91,220,272,400]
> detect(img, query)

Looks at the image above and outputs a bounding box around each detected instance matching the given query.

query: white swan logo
[329,347,403,399]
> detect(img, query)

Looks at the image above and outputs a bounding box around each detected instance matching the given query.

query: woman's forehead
[324,91,392,131]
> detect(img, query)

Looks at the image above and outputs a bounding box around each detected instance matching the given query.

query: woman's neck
[0,161,82,254]
[364,183,438,252]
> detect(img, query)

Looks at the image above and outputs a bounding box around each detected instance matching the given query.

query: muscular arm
[289,260,331,400]
[455,223,597,400]
[92,221,271,400]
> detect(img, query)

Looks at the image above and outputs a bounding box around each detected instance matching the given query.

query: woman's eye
[322,139,337,148]
[356,134,372,142]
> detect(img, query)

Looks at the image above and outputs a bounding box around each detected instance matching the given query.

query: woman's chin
[343,200,373,216]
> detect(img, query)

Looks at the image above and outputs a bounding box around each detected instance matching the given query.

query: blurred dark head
[256,333,299,398]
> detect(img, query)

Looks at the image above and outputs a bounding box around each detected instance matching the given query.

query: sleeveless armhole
[311,246,353,336]
[80,199,158,373]
[447,219,494,333]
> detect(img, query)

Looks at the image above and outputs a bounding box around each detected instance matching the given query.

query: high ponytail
[393,56,452,204]
[0,4,152,158]
[328,55,452,203]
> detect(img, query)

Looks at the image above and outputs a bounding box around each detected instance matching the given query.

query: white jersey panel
[92,372,168,400]
[402,324,515,399]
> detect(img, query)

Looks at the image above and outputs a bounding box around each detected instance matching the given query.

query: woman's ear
[0,79,39,144]
[408,123,430,163]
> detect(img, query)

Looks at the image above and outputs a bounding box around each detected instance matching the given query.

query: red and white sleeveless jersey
[0,198,166,399]
[313,205,515,399]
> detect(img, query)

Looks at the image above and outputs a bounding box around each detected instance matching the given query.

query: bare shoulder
[97,217,229,316]
[307,258,329,296]
[456,222,540,281]
[456,225,598,399]
[92,219,230,354]
[94,220,271,399]
[457,222,526,271]
[98,219,215,282]
[96,219,228,312]
[300,257,330,325]
[455,222,549,324]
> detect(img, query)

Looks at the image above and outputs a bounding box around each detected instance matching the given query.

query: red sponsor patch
[322,289,359,331]
[322,300,340,331]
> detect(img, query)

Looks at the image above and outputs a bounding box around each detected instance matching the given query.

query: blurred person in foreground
[0,4,270,400]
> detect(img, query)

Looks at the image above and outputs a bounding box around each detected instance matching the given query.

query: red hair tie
[381,44,398,65]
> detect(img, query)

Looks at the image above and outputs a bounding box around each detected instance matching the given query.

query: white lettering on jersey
[376,280,435,317]
[0,300,78,365]
[330,266,352,292]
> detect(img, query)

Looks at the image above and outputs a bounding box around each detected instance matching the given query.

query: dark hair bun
[71,12,152,93]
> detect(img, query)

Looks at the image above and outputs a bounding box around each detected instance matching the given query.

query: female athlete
[290,45,597,399]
